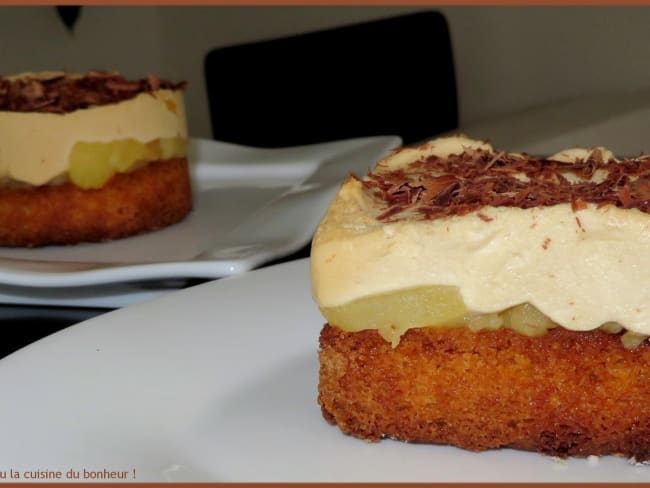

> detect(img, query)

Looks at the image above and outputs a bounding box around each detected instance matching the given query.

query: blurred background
[2,6,649,155]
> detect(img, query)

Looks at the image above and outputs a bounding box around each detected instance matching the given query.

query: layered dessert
[312,135,650,460]
[0,71,191,247]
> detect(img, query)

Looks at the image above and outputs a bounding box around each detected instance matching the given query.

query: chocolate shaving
[377,205,404,221]
[363,148,650,221]
[571,198,588,212]
[0,71,186,113]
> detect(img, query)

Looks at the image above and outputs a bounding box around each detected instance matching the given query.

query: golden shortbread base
[0,158,192,247]
[319,323,650,460]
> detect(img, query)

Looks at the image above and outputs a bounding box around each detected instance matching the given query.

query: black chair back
[205,11,457,147]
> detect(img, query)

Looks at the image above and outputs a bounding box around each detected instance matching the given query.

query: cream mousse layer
[0,73,187,186]
[311,136,650,336]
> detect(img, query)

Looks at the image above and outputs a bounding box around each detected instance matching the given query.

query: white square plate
[0,136,400,308]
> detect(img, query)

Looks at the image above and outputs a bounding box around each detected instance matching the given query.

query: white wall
[2,6,650,139]
[443,7,650,125]
[0,7,162,79]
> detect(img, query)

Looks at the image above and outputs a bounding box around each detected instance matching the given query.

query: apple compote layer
[320,286,645,349]
[311,136,650,347]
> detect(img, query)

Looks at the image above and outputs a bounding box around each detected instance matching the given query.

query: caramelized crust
[0,158,192,247]
[319,324,650,460]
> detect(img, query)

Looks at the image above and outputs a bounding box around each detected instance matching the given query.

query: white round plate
[0,259,648,482]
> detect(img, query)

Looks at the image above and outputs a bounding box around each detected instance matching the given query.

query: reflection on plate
[0,259,649,482]
[0,136,400,308]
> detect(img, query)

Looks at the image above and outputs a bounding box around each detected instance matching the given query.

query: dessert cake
[312,135,650,461]
[0,71,191,247]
